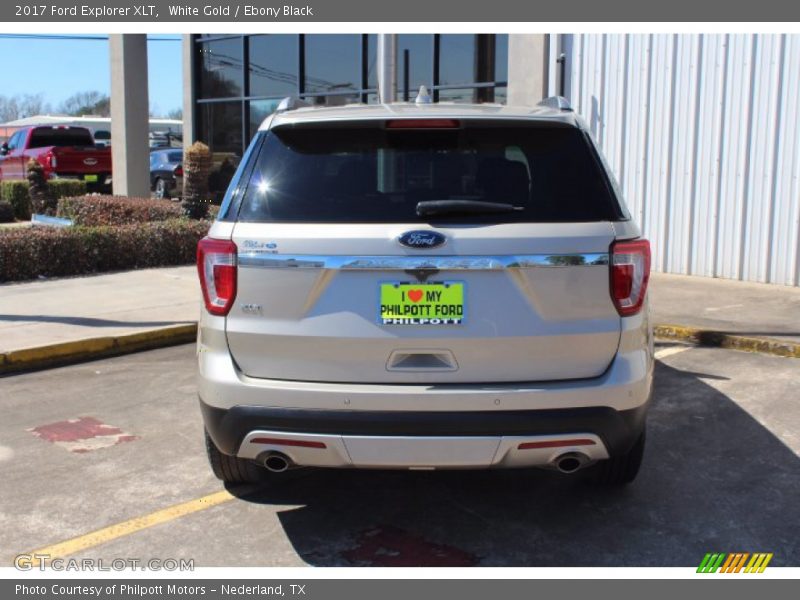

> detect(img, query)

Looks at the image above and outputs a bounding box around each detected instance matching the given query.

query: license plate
[84,174,98,183]
[380,281,465,326]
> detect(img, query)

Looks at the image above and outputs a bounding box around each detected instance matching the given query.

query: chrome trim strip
[236,430,609,468]
[237,253,609,270]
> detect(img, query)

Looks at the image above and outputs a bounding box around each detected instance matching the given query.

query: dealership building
[108,33,800,286]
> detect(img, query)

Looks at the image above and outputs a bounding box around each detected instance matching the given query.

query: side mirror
[0,143,9,156]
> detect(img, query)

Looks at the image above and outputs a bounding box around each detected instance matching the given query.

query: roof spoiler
[537,96,573,112]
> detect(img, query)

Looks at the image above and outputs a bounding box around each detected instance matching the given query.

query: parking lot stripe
[654,346,691,360]
[28,489,235,562]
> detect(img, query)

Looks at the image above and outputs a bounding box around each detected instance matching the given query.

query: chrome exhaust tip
[554,452,591,474]
[261,452,292,473]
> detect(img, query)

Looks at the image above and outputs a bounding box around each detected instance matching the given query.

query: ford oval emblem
[398,230,446,249]
[83,157,98,166]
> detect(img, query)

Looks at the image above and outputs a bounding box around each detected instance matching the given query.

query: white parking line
[654,345,692,360]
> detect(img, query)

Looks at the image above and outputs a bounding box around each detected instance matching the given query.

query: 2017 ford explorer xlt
[197,95,653,486]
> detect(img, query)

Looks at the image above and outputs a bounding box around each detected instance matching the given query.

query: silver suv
[196,94,653,486]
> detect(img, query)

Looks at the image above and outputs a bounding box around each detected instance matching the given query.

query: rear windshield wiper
[416,200,524,217]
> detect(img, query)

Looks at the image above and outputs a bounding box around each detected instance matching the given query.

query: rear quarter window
[233,122,623,224]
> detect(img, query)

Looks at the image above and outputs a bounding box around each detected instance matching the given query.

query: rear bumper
[201,399,648,465]
[198,314,653,468]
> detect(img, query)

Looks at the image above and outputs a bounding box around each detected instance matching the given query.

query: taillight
[197,237,237,316]
[44,153,56,169]
[174,165,183,177]
[610,239,651,317]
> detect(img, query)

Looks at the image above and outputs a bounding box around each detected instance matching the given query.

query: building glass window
[199,101,243,160]
[193,34,507,193]
[198,38,243,99]
[366,34,378,91]
[249,35,299,98]
[438,34,507,103]
[250,99,282,138]
[397,34,434,101]
[494,34,508,84]
[438,35,478,87]
[304,35,362,96]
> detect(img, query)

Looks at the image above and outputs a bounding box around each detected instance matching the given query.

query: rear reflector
[386,119,460,129]
[517,439,597,450]
[197,237,237,316]
[251,437,327,449]
[610,238,651,317]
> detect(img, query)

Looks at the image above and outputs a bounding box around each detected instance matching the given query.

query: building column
[377,34,397,104]
[507,34,551,106]
[182,34,195,154]
[109,34,150,197]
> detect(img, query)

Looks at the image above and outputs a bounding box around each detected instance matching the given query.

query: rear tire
[154,178,170,200]
[204,429,267,484]
[590,429,645,485]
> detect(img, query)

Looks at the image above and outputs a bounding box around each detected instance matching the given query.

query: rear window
[234,122,622,223]
[28,127,95,149]
[167,151,182,163]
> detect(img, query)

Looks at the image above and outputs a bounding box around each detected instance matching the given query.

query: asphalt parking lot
[1,343,798,567]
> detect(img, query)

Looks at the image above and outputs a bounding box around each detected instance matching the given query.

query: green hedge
[0,179,87,220]
[0,181,31,220]
[50,180,88,200]
[0,219,211,282]
[0,201,14,223]
[58,195,182,226]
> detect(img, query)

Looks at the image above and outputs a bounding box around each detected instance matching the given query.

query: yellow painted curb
[0,323,198,375]
[654,324,800,358]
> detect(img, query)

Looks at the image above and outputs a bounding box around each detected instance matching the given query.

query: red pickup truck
[0,125,112,192]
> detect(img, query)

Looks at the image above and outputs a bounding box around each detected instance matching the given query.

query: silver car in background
[196,95,653,486]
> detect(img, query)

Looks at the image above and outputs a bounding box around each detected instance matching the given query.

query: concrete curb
[654,324,800,358]
[1,321,797,376]
[0,323,198,375]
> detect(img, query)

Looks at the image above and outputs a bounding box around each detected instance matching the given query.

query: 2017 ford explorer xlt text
[196,94,653,486]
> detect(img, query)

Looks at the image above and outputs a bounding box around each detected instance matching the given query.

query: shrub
[0,201,14,223]
[49,179,87,200]
[0,180,31,220]
[0,219,211,282]
[27,159,55,215]
[0,179,88,220]
[57,195,183,226]
[182,141,211,219]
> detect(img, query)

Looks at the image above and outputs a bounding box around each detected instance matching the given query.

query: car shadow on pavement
[228,361,800,567]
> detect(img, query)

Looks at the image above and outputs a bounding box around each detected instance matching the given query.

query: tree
[0,96,19,122]
[0,93,51,122]
[18,94,49,118]
[166,107,183,120]
[58,91,110,117]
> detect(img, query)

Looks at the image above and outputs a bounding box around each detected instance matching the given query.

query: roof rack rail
[275,96,311,113]
[537,96,573,112]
